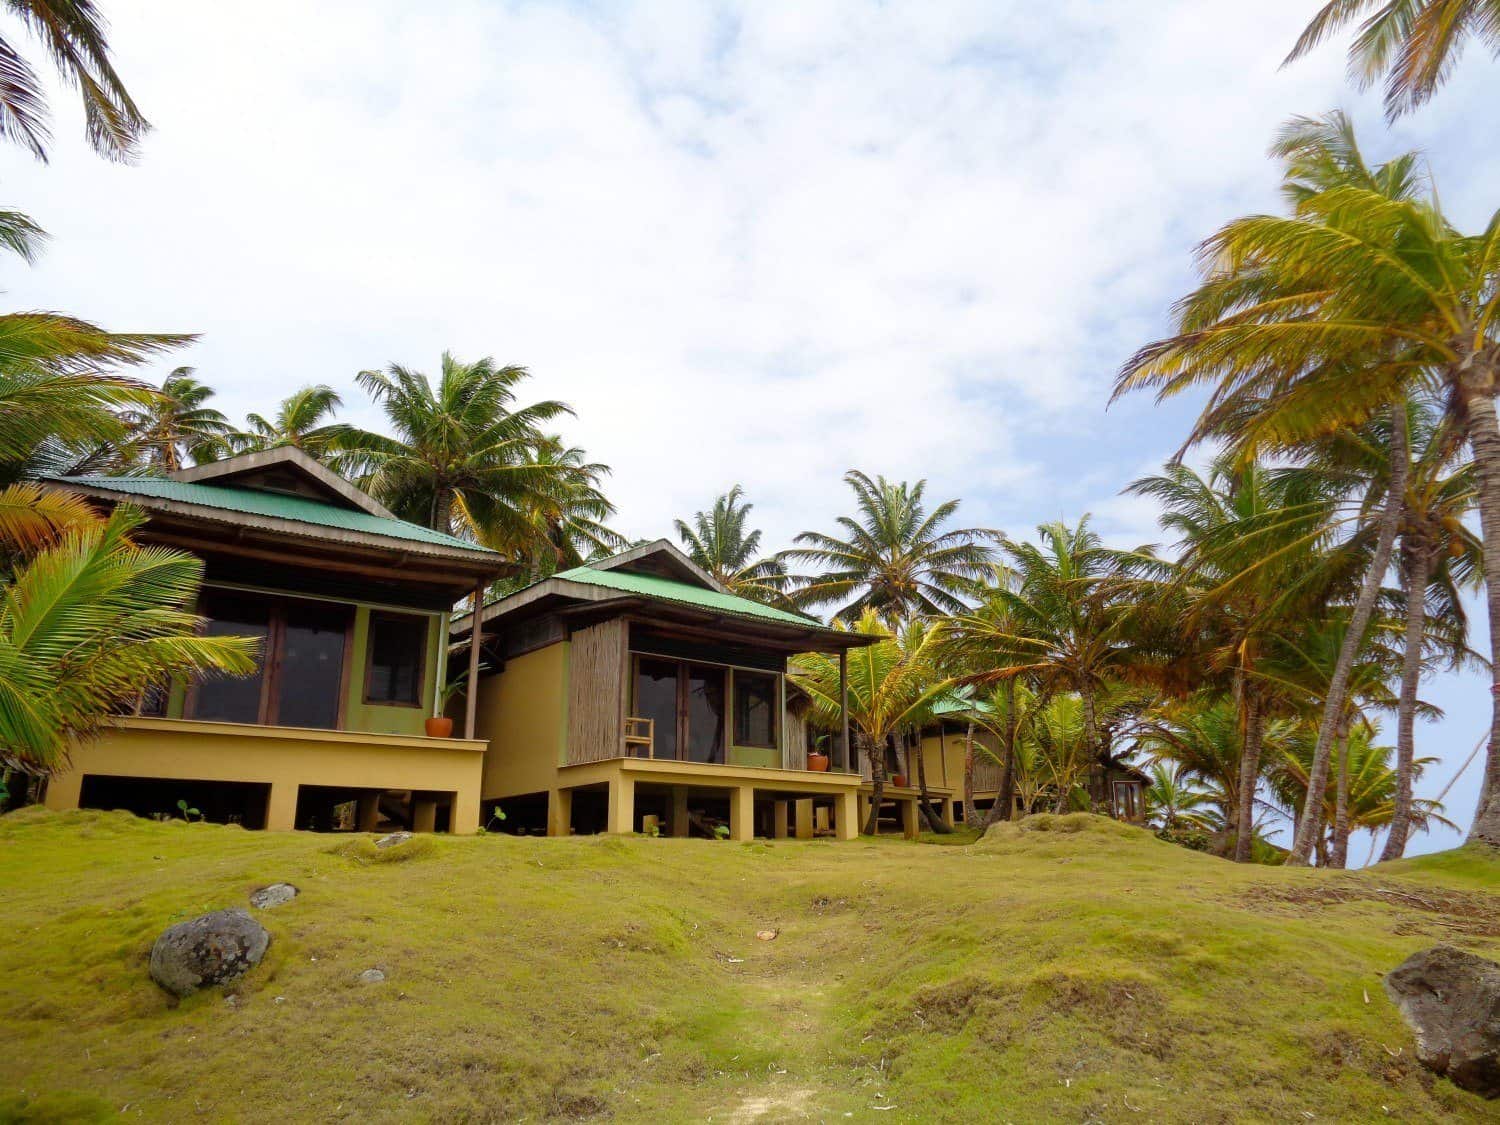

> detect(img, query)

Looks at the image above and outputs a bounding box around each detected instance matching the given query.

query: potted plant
[806,734,830,772]
[427,662,488,738]
[891,773,909,789]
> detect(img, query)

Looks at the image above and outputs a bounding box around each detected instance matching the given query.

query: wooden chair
[624,716,653,757]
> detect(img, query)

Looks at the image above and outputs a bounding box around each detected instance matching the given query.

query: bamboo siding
[567,618,627,764]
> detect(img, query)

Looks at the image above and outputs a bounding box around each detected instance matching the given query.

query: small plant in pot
[806,734,830,772]
[427,662,488,738]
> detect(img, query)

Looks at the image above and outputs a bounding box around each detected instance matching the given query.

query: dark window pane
[686,665,725,764]
[366,614,427,705]
[276,601,349,729]
[734,671,778,749]
[634,658,679,759]
[138,681,170,717]
[193,593,268,724]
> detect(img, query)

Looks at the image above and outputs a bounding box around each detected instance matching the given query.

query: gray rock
[1384,944,1500,1099]
[149,908,270,998]
[358,968,386,984]
[374,831,413,849]
[248,882,298,909]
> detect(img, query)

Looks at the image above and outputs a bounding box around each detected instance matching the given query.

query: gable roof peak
[168,447,395,521]
[585,539,725,592]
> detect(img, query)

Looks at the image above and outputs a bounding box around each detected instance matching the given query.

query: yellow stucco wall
[918,728,1001,795]
[474,641,569,801]
[44,717,485,832]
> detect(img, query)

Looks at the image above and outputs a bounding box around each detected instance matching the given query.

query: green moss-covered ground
[0,808,1496,1123]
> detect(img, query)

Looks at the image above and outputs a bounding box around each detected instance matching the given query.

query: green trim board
[50,474,492,553]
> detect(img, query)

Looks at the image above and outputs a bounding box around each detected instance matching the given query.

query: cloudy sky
[7,1,1497,853]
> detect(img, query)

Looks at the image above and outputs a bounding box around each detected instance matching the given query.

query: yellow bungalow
[456,541,879,841]
[40,448,510,833]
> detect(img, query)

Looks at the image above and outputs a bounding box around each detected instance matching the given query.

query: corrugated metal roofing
[555,564,829,630]
[54,475,493,553]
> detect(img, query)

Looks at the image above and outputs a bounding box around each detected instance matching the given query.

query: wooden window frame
[731,668,779,751]
[629,653,782,762]
[363,610,429,709]
[187,592,354,730]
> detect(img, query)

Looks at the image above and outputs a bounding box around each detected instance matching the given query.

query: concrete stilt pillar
[547,788,572,837]
[794,799,814,840]
[730,785,755,841]
[670,788,690,838]
[941,797,956,830]
[412,795,438,834]
[43,769,83,812]
[451,788,480,835]
[901,797,919,840]
[357,793,380,832]
[607,775,635,834]
[835,789,859,841]
[266,783,298,831]
[772,800,789,840]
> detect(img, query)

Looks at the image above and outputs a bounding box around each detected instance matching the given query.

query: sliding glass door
[632,657,727,764]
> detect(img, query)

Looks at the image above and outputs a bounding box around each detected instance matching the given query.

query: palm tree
[1286,0,1500,118]
[791,609,949,834]
[0,0,148,163]
[339,352,572,540]
[495,435,626,581]
[674,486,787,604]
[236,385,350,460]
[1114,115,1500,854]
[0,503,256,776]
[1125,457,1345,860]
[1143,762,1221,832]
[783,471,998,622]
[117,368,232,471]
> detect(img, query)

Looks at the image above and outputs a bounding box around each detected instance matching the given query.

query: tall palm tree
[1143,762,1221,832]
[783,471,998,622]
[117,368,232,471]
[339,352,572,540]
[1286,0,1500,119]
[237,384,350,460]
[1125,457,1344,859]
[495,435,625,580]
[1114,116,1500,855]
[791,609,949,834]
[0,503,256,776]
[0,0,148,163]
[675,486,788,603]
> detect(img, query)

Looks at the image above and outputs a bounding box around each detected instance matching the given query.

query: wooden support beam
[835,790,859,841]
[547,789,572,837]
[730,785,756,842]
[607,775,635,834]
[794,798,814,839]
[671,788,690,838]
[771,800,789,840]
[464,583,483,740]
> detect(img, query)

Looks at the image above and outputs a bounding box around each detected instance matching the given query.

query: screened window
[366,613,427,706]
[734,671,778,749]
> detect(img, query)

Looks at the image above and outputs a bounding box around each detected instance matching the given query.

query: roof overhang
[452,576,879,653]
[52,480,510,602]
[168,447,398,519]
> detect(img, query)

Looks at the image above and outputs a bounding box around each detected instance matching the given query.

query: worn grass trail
[0,809,1496,1123]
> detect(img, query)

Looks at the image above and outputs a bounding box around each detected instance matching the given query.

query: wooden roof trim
[168,447,398,521]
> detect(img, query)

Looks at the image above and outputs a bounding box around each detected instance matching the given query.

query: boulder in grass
[248,883,297,909]
[1384,944,1500,1099]
[149,908,270,998]
[375,831,413,849]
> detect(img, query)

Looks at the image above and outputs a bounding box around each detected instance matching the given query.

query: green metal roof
[54,475,493,554]
[554,564,828,630]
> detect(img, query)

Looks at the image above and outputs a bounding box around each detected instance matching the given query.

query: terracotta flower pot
[806,752,830,772]
[891,774,909,789]
[425,715,454,738]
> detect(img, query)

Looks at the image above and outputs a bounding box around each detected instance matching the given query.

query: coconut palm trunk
[861,732,884,836]
[1233,690,1264,863]
[1288,404,1408,864]
[1457,377,1500,848]
[1330,717,1352,869]
[983,679,1020,829]
[1380,541,1432,861]
[913,726,947,833]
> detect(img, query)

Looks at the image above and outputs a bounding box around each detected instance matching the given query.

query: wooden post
[607,774,635,834]
[901,797,919,840]
[794,798,815,839]
[547,789,572,837]
[464,583,483,740]
[771,800,790,839]
[730,785,756,841]
[835,789,859,841]
[670,788,690,838]
[838,648,850,772]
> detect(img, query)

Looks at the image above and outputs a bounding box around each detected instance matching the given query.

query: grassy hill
[0,809,1496,1123]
